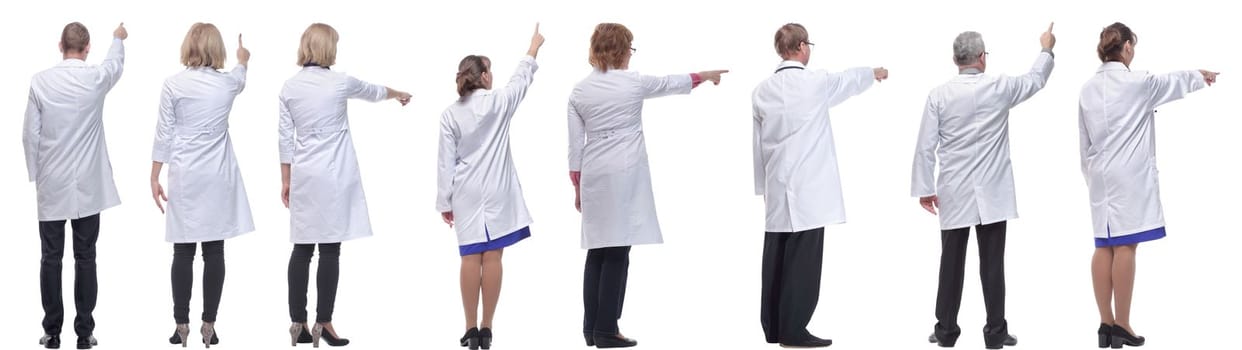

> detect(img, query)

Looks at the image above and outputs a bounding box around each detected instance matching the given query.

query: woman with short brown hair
[567,22,727,348]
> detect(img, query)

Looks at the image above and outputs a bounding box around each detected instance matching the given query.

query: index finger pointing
[535,22,540,33]
[1047,22,1055,32]
[238,33,244,46]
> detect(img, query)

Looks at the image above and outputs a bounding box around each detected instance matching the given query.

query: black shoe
[984,334,1017,349]
[39,335,61,349]
[928,332,957,347]
[780,335,833,348]
[584,332,595,347]
[1109,325,1145,348]
[478,328,493,349]
[76,336,97,349]
[1098,323,1113,348]
[460,327,479,350]
[312,323,351,347]
[593,334,637,348]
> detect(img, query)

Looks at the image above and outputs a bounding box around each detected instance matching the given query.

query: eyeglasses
[630,47,637,53]
[804,42,815,50]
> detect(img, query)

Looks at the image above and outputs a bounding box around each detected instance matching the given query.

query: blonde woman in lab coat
[567,22,727,348]
[278,23,412,347]
[437,24,544,350]
[148,23,254,348]
[1079,22,1219,348]
[23,22,126,350]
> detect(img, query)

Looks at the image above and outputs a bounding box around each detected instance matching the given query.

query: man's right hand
[114,22,128,40]
[919,195,939,215]
[1041,22,1056,50]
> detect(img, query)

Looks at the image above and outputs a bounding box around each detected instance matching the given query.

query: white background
[1,0,1238,349]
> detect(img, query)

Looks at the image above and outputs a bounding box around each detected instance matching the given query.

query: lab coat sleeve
[567,99,585,172]
[638,73,693,99]
[99,38,125,91]
[151,83,177,163]
[1146,70,1207,107]
[278,95,295,164]
[752,104,765,196]
[1077,103,1091,179]
[344,75,389,102]
[22,87,40,182]
[497,55,539,118]
[822,67,876,108]
[910,94,940,197]
[436,111,457,212]
[1003,51,1054,107]
[229,65,248,95]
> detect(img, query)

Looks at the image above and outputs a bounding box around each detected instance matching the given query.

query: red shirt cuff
[690,73,703,88]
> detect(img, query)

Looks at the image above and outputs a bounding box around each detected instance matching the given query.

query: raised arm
[22,87,41,182]
[100,23,127,91]
[229,33,249,94]
[822,67,882,108]
[497,23,545,115]
[436,112,458,214]
[1146,69,1214,107]
[345,75,411,106]
[1003,23,1057,107]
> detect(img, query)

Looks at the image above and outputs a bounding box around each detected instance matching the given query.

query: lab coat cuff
[1040,48,1054,58]
[436,203,451,213]
[152,149,171,163]
[279,153,293,164]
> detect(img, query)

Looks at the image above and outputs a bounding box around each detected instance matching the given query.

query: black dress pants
[934,221,1009,343]
[583,246,630,337]
[760,227,824,344]
[39,214,100,337]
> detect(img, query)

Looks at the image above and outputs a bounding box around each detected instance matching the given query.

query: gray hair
[953,31,986,66]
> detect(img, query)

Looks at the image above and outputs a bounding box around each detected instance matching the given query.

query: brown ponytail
[1097,22,1137,63]
[456,55,491,98]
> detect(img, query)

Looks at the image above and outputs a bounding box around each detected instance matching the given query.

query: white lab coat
[23,38,124,222]
[752,61,875,233]
[1078,62,1206,238]
[152,66,256,243]
[567,69,693,249]
[278,67,389,244]
[910,51,1054,230]
[437,56,538,246]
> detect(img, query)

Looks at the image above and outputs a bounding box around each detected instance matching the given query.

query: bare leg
[461,254,483,330]
[1092,247,1115,325]
[481,249,504,329]
[1112,244,1138,334]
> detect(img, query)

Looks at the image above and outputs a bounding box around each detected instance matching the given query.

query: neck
[958,64,984,74]
[63,52,86,60]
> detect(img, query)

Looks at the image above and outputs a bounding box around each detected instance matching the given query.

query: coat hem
[767,219,845,233]
[166,225,256,244]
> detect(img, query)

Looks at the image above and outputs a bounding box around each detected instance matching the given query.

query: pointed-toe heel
[172,324,190,347]
[201,323,217,348]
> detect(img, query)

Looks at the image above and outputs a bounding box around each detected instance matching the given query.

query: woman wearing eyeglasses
[437,23,544,350]
[566,22,727,348]
[1078,22,1218,348]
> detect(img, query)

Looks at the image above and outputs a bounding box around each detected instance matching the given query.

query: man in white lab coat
[752,23,888,348]
[22,22,127,350]
[909,24,1055,349]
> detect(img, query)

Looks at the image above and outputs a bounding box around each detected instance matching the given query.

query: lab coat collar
[1098,61,1130,73]
[959,67,983,75]
[57,58,87,67]
[775,60,806,72]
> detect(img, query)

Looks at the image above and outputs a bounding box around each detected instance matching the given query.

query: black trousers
[583,246,630,337]
[289,243,340,323]
[39,214,100,337]
[761,227,824,344]
[934,221,1008,342]
[172,240,225,324]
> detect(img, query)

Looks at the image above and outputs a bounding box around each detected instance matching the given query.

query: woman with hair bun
[1078,21,1219,349]
[436,23,544,350]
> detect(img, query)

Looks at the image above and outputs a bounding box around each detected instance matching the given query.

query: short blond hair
[297,23,339,67]
[589,23,633,72]
[181,23,227,69]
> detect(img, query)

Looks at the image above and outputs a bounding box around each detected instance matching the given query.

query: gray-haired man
[910,23,1055,349]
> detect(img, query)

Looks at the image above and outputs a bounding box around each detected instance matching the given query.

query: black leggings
[288,243,340,323]
[172,240,225,324]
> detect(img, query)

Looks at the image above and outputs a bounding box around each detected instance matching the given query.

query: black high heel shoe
[289,324,313,346]
[170,324,190,347]
[311,323,350,347]
[478,328,493,349]
[460,327,479,350]
[201,323,219,348]
[1098,323,1113,348]
[1109,324,1145,348]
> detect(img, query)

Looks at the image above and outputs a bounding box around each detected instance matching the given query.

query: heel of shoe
[311,324,323,348]
[177,324,190,348]
[201,324,216,349]
[478,328,492,350]
[1098,332,1110,348]
[289,324,302,347]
